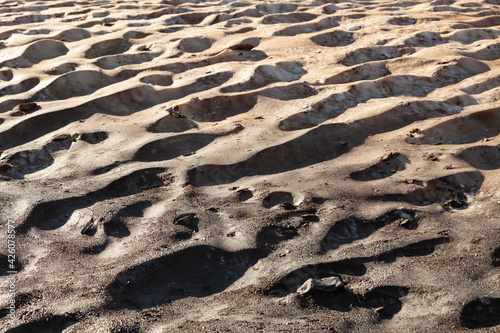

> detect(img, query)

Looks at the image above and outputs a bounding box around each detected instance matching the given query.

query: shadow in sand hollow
[18,168,165,234]
[266,236,449,319]
[106,245,269,309]
[106,220,308,309]
[371,171,484,207]
[188,95,476,186]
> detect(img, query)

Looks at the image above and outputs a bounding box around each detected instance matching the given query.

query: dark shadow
[133,133,220,162]
[5,313,78,333]
[493,247,500,267]
[82,241,108,255]
[459,146,500,170]
[18,168,164,233]
[188,96,476,186]
[372,171,484,206]
[221,62,306,93]
[256,225,299,247]
[80,131,108,144]
[375,237,451,263]
[307,285,409,319]
[0,78,40,96]
[262,191,294,208]
[104,201,151,238]
[261,12,317,25]
[323,62,391,85]
[350,153,409,181]
[91,161,122,175]
[408,106,500,145]
[106,245,268,309]
[273,16,340,37]
[237,188,253,201]
[171,231,193,241]
[173,213,199,232]
[0,149,54,180]
[461,297,500,328]
[281,68,483,131]
[320,210,416,251]
[268,237,449,297]
[310,30,355,47]
[146,114,198,133]
[359,286,409,319]
[0,70,236,151]
[97,127,241,169]
[267,260,366,297]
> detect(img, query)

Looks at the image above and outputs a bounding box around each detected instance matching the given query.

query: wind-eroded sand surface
[0,0,499,331]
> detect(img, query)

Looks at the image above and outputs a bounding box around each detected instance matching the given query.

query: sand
[0,0,499,331]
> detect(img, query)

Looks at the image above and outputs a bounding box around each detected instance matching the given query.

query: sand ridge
[0,0,499,331]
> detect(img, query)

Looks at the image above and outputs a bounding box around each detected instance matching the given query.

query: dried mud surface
[0,0,499,332]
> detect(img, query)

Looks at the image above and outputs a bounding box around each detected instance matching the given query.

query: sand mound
[0,0,499,331]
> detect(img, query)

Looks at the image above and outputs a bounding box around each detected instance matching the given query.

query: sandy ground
[0,0,499,331]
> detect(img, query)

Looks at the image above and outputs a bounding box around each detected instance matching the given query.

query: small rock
[400,218,417,229]
[229,43,255,51]
[52,134,71,141]
[81,218,96,236]
[381,152,400,162]
[167,106,186,119]
[280,201,296,210]
[11,102,40,116]
[18,102,39,112]
[444,200,466,209]
[173,213,199,231]
[297,276,345,295]
[427,154,439,161]
[137,44,152,51]
[0,161,13,170]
